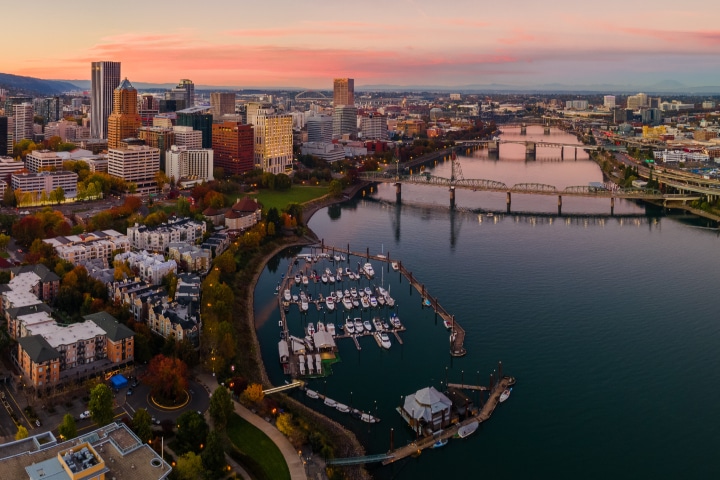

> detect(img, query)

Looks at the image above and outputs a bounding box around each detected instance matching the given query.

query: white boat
[344,317,355,334]
[292,294,299,302]
[363,262,375,278]
[456,420,479,438]
[325,296,335,311]
[376,295,385,306]
[294,274,302,284]
[317,321,326,332]
[369,296,378,308]
[335,403,350,413]
[377,286,388,297]
[443,319,453,330]
[283,289,291,301]
[363,320,372,332]
[364,287,373,296]
[354,318,364,333]
[336,290,344,299]
[379,332,391,349]
[361,413,379,423]
[391,261,399,271]
[350,287,358,298]
[328,274,336,283]
[360,296,370,309]
[337,267,343,278]
[390,313,402,328]
[333,254,341,262]
[345,267,353,276]
[352,298,360,308]
[340,255,346,262]
[301,299,309,312]
[385,295,395,307]
[306,389,319,399]
[327,323,336,336]
[302,275,309,286]
[298,355,306,375]
[325,267,332,276]
[321,273,328,283]
[324,397,336,407]
[307,323,315,335]
[372,317,383,331]
[382,321,390,330]
[499,388,512,403]
[342,295,353,310]
[431,438,448,448]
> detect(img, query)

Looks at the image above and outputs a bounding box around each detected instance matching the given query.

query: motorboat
[382,321,391,330]
[431,438,448,448]
[391,261,399,271]
[364,287,373,296]
[352,298,360,308]
[337,267,343,278]
[324,397,336,407]
[369,296,378,308]
[372,317,383,331]
[342,295,353,310]
[354,318,364,333]
[385,295,395,307]
[307,323,315,335]
[301,299,309,312]
[333,254,341,262]
[335,403,350,413]
[328,274,336,283]
[361,413,379,424]
[325,296,335,311]
[292,294,299,302]
[283,289,291,301]
[302,275,309,286]
[344,317,355,334]
[363,262,375,278]
[326,323,336,336]
[294,274,302,284]
[390,313,402,329]
[376,286,388,297]
[456,420,479,438]
[379,332,391,349]
[325,267,332,276]
[443,319,453,330]
[360,296,370,309]
[350,287,358,298]
[336,290,344,299]
[321,273,328,283]
[306,389,319,399]
[283,301,290,313]
[317,321,325,332]
[376,295,385,306]
[340,255,346,262]
[499,388,512,403]
[363,320,372,332]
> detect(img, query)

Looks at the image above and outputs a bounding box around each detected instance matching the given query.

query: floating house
[399,386,453,435]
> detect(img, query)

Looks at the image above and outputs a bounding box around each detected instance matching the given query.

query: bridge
[262,380,304,395]
[455,139,598,160]
[637,166,720,201]
[325,453,394,466]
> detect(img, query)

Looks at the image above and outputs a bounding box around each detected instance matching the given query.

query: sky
[3,0,720,89]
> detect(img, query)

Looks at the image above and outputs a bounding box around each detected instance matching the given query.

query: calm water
[254,127,720,479]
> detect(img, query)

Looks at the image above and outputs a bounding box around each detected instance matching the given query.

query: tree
[209,387,233,432]
[276,412,307,447]
[174,452,204,480]
[328,179,343,197]
[58,413,77,440]
[15,425,29,440]
[144,354,188,404]
[177,196,191,217]
[274,173,292,190]
[2,186,15,207]
[132,408,153,443]
[155,171,169,191]
[201,430,226,478]
[0,233,9,251]
[89,384,114,426]
[175,411,209,455]
[213,251,236,276]
[240,383,264,405]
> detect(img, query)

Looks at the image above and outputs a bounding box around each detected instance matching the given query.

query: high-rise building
[138,94,160,127]
[137,127,176,170]
[307,115,333,143]
[254,113,293,174]
[212,122,254,175]
[168,79,195,109]
[108,145,160,194]
[34,97,61,123]
[176,106,213,148]
[166,145,214,185]
[604,95,616,108]
[246,102,273,126]
[90,61,121,139]
[210,93,236,119]
[3,96,32,117]
[332,105,358,139]
[107,78,142,149]
[333,78,355,106]
[25,150,64,173]
[0,117,7,155]
[13,103,34,142]
[173,126,202,149]
[360,114,388,140]
[626,93,648,110]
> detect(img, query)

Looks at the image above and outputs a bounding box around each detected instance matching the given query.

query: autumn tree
[0,233,10,251]
[212,251,236,276]
[174,452,204,480]
[240,383,264,406]
[155,171,169,191]
[15,425,29,440]
[276,412,307,448]
[58,413,77,440]
[144,354,188,404]
[132,408,153,443]
[208,387,233,432]
[89,384,114,426]
[175,410,208,455]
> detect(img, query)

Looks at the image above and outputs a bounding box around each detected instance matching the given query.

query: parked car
[127,388,133,396]
[79,411,90,419]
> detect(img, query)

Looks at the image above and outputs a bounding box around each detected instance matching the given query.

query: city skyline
[2,0,720,89]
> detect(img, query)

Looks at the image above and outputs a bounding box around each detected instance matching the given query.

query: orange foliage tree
[144,354,189,404]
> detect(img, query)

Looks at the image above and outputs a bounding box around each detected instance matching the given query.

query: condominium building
[107,145,160,194]
[333,78,355,106]
[137,126,175,170]
[333,105,358,138]
[11,171,78,198]
[246,102,273,126]
[114,250,177,285]
[44,119,90,142]
[167,242,211,273]
[212,121,254,175]
[138,93,160,126]
[604,95,616,108]
[90,61,121,139]
[253,113,293,174]
[0,155,25,178]
[126,217,206,253]
[210,92,236,119]
[43,230,130,267]
[13,103,34,142]
[360,114,389,140]
[307,114,333,143]
[627,93,648,110]
[107,78,141,149]
[165,145,214,187]
[173,125,202,149]
[25,150,63,173]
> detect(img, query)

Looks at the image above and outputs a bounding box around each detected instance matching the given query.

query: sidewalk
[196,373,307,480]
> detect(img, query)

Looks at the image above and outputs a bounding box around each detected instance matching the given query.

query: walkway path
[196,372,307,480]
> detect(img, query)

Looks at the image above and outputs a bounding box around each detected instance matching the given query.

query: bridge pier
[520,124,527,135]
[560,147,564,160]
[525,141,536,160]
[544,126,551,135]
[488,140,499,158]
[395,182,402,203]
[574,148,577,160]
[610,197,615,215]
[450,186,456,209]
[506,191,511,213]
[558,195,562,215]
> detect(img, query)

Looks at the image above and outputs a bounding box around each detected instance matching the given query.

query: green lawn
[231,186,328,212]
[226,412,290,480]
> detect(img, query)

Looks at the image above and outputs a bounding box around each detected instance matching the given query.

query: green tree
[88,384,114,426]
[2,186,16,207]
[201,430,226,478]
[175,410,209,455]
[174,452,204,480]
[328,179,343,197]
[132,408,153,443]
[15,425,29,440]
[58,413,77,440]
[274,173,292,190]
[177,196,191,217]
[208,387,233,433]
[0,233,9,251]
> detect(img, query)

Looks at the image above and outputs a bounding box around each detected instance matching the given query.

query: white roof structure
[27,322,105,348]
[403,386,452,422]
[312,331,336,350]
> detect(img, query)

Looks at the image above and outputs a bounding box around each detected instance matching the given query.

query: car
[131,380,138,387]
[151,416,160,425]
[126,388,133,396]
[79,411,90,419]
[35,419,41,427]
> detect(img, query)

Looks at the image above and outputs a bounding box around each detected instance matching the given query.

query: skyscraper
[170,79,195,109]
[212,122,254,175]
[332,105,358,139]
[13,103,34,142]
[176,106,213,148]
[210,93,236,119]
[107,78,141,149]
[90,61,121,139]
[254,113,293,174]
[333,78,355,106]
[0,117,8,155]
[306,115,333,143]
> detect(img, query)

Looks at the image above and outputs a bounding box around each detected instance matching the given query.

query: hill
[0,73,81,96]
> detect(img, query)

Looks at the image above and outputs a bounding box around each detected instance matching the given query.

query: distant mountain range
[2,72,720,96]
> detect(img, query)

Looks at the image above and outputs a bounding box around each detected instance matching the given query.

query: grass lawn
[230,186,328,212]
[226,412,290,480]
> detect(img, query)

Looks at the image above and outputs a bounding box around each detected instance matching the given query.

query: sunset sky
[3,0,720,88]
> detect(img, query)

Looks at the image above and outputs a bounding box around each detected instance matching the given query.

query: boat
[363,262,375,278]
[376,286,388,297]
[336,290,344,299]
[369,296,378,308]
[363,320,373,332]
[443,319,453,330]
[292,294,299,302]
[302,275,309,286]
[350,287,358,298]
[283,301,290,312]
[360,296,370,309]
[391,261,399,271]
[364,287,373,296]
[337,267,344,278]
[294,274,302,284]
[431,439,448,448]
[361,413,379,423]
[306,389,319,399]
[390,313,402,328]
[342,295,353,310]
[354,318,364,333]
[376,294,385,306]
[324,397,336,407]
[423,298,432,307]
[382,321,391,330]
[328,274,336,283]
[487,212,494,217]
[327,323,336,336]
[499,387,512,403]
[283,289,291,301]
[352,298,360,308]
[379,332,391,349]
[321,273,328,283]
[372,317,383,331]
[317,321,326,332]
[301,299,309,312]
[344,317,355,334]
[307,323,315,335]
[385,295,395,307]
[456,420,479,438]
[340,254,346,262]
[333,254,341,262]
[335,403,350,413]
[274,283,279,293]
[325,296,335,311]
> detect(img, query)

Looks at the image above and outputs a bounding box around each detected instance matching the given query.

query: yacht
[321,273,328,283]
[302,275,309,286]
[344,317,355,334]
[342,295,353,310]
[333,254,341,262]
[300,298,309,312]
[326,323,336,336]
[306,389,319,399]
[369,296,378,308]
[292,294,299,302]
[324,397,336,407]
[363,320,373,332]
[352,298,360,308]
[384,295,395,307]
[376,286,388,297]
[360,296,370,309]
[379,332,391,349]
[363,262,375,278]
[336,290,344,299]
[328,274,336,283]
[317,321,326,332]
[345,267,353,277]
[283,289,291,301]
[325,296,335,311]
[390,313,402,329]
[376,294,385,306]
[354,318,364,333]
[391,261,399,271]
[499,388,512,403]
[294,274,302,284]
[307,323,315,335]
[364,287,373,297]
[335,403,350,413]
[372,317,383,331]
[443,319,453,330]
[456,420,479,438]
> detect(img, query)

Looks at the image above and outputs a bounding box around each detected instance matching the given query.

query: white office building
[307,115,334,143]
[107,145,160,194]
[173,126,202,149]
[360,114,389,140]
[25,150,64,173]
[165,145,214,187]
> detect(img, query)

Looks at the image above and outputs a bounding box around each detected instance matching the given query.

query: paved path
[196,373,307,480]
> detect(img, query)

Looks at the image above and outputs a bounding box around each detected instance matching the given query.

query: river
[254,126,720,479]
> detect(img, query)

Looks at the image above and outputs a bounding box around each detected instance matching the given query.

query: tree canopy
[89,384,114,426]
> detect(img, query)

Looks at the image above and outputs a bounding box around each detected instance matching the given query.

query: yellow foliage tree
[240,383,265,405]
[15,425,28,440]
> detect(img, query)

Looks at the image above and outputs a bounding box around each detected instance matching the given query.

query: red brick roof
[232,197,260,213]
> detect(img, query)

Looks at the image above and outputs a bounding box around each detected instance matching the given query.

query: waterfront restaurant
[399,386,453,436]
